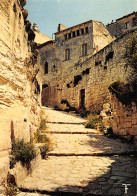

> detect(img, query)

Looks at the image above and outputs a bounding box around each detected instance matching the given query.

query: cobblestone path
[19,107,136,196]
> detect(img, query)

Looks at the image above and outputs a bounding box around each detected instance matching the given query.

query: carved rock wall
[0,0,41,192]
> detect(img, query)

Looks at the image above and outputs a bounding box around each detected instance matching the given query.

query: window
[77,30,80,36]
[125,22,130,29]
[19,13,21,19]
[42,84,48,89]
[82,44,87,56]
[81,28,84,35]
[85,27,89,34]
[132,17,136,27]
[68,33,71,39]
[65,49,70,61]
[44,62,48,74]
[64,34,67,40]
[73,31,76,37]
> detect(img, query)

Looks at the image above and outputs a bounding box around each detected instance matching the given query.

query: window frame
[82,43,87,56]
[125,22,130,29]
[65,48,70,61]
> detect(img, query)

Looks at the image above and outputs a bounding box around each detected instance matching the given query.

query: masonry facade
[38,12,137,140]
[106,11,137,37]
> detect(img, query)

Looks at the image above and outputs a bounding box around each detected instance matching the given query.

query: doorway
[80,89,85,108]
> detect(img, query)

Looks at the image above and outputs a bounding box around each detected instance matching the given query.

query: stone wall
[40,27,137,138]
[106,12,137,38]
[0,0,41,193]
[53,21,113,73]
[109,97,137,139]
[39,20,114,108]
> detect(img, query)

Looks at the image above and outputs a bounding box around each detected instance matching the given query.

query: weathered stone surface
[0,0,41,192]
[22,9,28,19]
[20,0,27,7]
[106,12,137,38]
[39,19,137,139]
[20,108,136,196]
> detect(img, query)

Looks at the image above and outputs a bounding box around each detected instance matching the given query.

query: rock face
[20,0,26,7]
[0,0,41,193]
[100,103,114,134]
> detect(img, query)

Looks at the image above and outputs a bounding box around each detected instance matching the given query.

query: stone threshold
[47,151,136,157]
[46,122,85,125]
[42,131,97,135]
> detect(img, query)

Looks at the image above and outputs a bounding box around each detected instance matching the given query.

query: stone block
[126,121,132,128]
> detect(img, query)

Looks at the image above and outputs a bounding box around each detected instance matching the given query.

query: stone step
[46,133,135,155]
[42,107,86,124]
[45,123,97,134]
[20,156,136,196]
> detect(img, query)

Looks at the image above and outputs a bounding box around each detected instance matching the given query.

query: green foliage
[109,33,137,104]
[40,138,52,159]
[40,145,50,159]
[34,130,49,143]
[10,156,16,169]
[6,174,18,196]
[6,183,18,196]
[85,113,99,129]
[34,129,52,159]
[39,119,47,130]
[85,113,105,132]
[109,81,134,105]
[11,139,36,168]
[125,33,137,70]
[97,118,105,132]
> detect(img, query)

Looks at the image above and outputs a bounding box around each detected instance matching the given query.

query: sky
[25,0,137,38]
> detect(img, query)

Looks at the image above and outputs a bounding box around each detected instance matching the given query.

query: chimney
[32,23,38,31]
[57,24,67,32]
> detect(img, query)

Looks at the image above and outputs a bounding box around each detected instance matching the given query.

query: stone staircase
[18,107,136,196]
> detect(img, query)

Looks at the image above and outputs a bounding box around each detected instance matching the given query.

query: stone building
[39,20,114,107]
[38,12,137,139]
[32,23,53,45]
[106,11,137,37]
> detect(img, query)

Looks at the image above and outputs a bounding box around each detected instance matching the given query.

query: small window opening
[85,27,89,34]
[68,33,71,39]
[73,31,76,37]
[19,13,21,19]
[42,84,48,89]
[44,62,48,74]
[125,22,130,29]
[105,51,114,63]
[82,44,87,56]
[81,28,84,35]
[65,49,70,61]
[132,17,136,27]
[64,34,67,40]
[77,30,80,36]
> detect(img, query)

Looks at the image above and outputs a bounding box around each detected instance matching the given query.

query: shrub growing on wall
[125,33,137,71]
[109,33,137,104]
[10,139,36,169]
